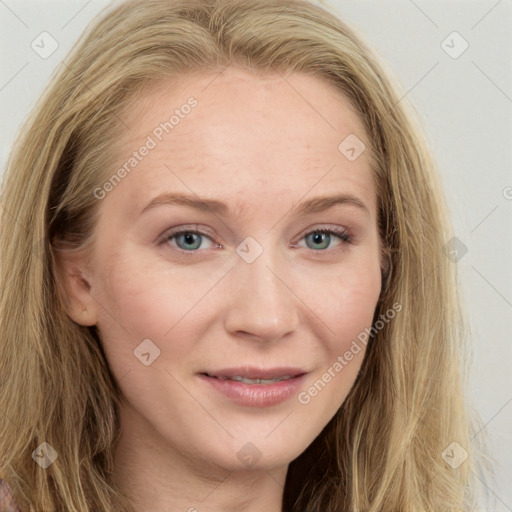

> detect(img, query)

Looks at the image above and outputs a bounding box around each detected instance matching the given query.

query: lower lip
[198,374,306,407]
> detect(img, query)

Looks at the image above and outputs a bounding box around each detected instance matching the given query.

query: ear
[52,242,99,327]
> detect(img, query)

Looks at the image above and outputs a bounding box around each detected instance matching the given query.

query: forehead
[107,67,376,220]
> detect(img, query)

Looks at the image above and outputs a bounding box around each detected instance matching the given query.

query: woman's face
[63,68,382,473]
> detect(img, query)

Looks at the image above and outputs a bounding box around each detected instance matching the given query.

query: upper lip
[200,366,307,379]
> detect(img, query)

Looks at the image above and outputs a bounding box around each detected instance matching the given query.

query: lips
[204,374,294,385]
[200,366,307,382]
[198,367,308,407]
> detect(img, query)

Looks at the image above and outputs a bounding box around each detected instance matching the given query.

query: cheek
[91,249,228,376]
[310,252,382,364]
[315,251,381,327]
[332,272,380,332]
[291,259,382,437]
[94,248,205,337]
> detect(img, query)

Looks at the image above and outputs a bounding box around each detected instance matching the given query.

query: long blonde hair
[0,0,491,510]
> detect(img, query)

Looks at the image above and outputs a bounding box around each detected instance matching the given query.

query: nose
[223,248,300,344]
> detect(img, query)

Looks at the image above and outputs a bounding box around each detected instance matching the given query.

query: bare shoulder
[0,479,21,512]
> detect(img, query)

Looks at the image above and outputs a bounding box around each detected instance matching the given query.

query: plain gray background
[1,0,511,509]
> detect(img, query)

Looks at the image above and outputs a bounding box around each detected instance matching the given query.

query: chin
[197,427,314,473]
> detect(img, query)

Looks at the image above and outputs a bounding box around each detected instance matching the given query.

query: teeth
[218,375,293,384]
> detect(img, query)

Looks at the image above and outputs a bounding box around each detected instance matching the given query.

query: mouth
[199,366,307,384]
[198,367,308,407]
[200,373,300,385]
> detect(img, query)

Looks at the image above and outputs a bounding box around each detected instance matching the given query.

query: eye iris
[177,232,201,250]
[306,232,330,250]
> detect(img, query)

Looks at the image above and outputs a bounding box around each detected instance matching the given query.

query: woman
[0,0,491,510]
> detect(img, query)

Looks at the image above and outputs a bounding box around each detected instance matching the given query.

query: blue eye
[161,227,351,253]
[302,228,351,250]
[163,230,215,251]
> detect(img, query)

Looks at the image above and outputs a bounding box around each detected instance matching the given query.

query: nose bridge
[223,239,299,340]
[240,246,283,301]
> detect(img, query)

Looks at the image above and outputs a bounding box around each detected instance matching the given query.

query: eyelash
[159,226,352,254]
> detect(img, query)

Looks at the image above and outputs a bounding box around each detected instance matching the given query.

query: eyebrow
[138,192,370,217]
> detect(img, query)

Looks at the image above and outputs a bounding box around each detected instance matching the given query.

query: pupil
[313,233,327,245]
[309,232,329,250]
[185,234,194,244]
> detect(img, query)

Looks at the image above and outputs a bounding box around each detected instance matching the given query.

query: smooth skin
[56,67,383,512]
